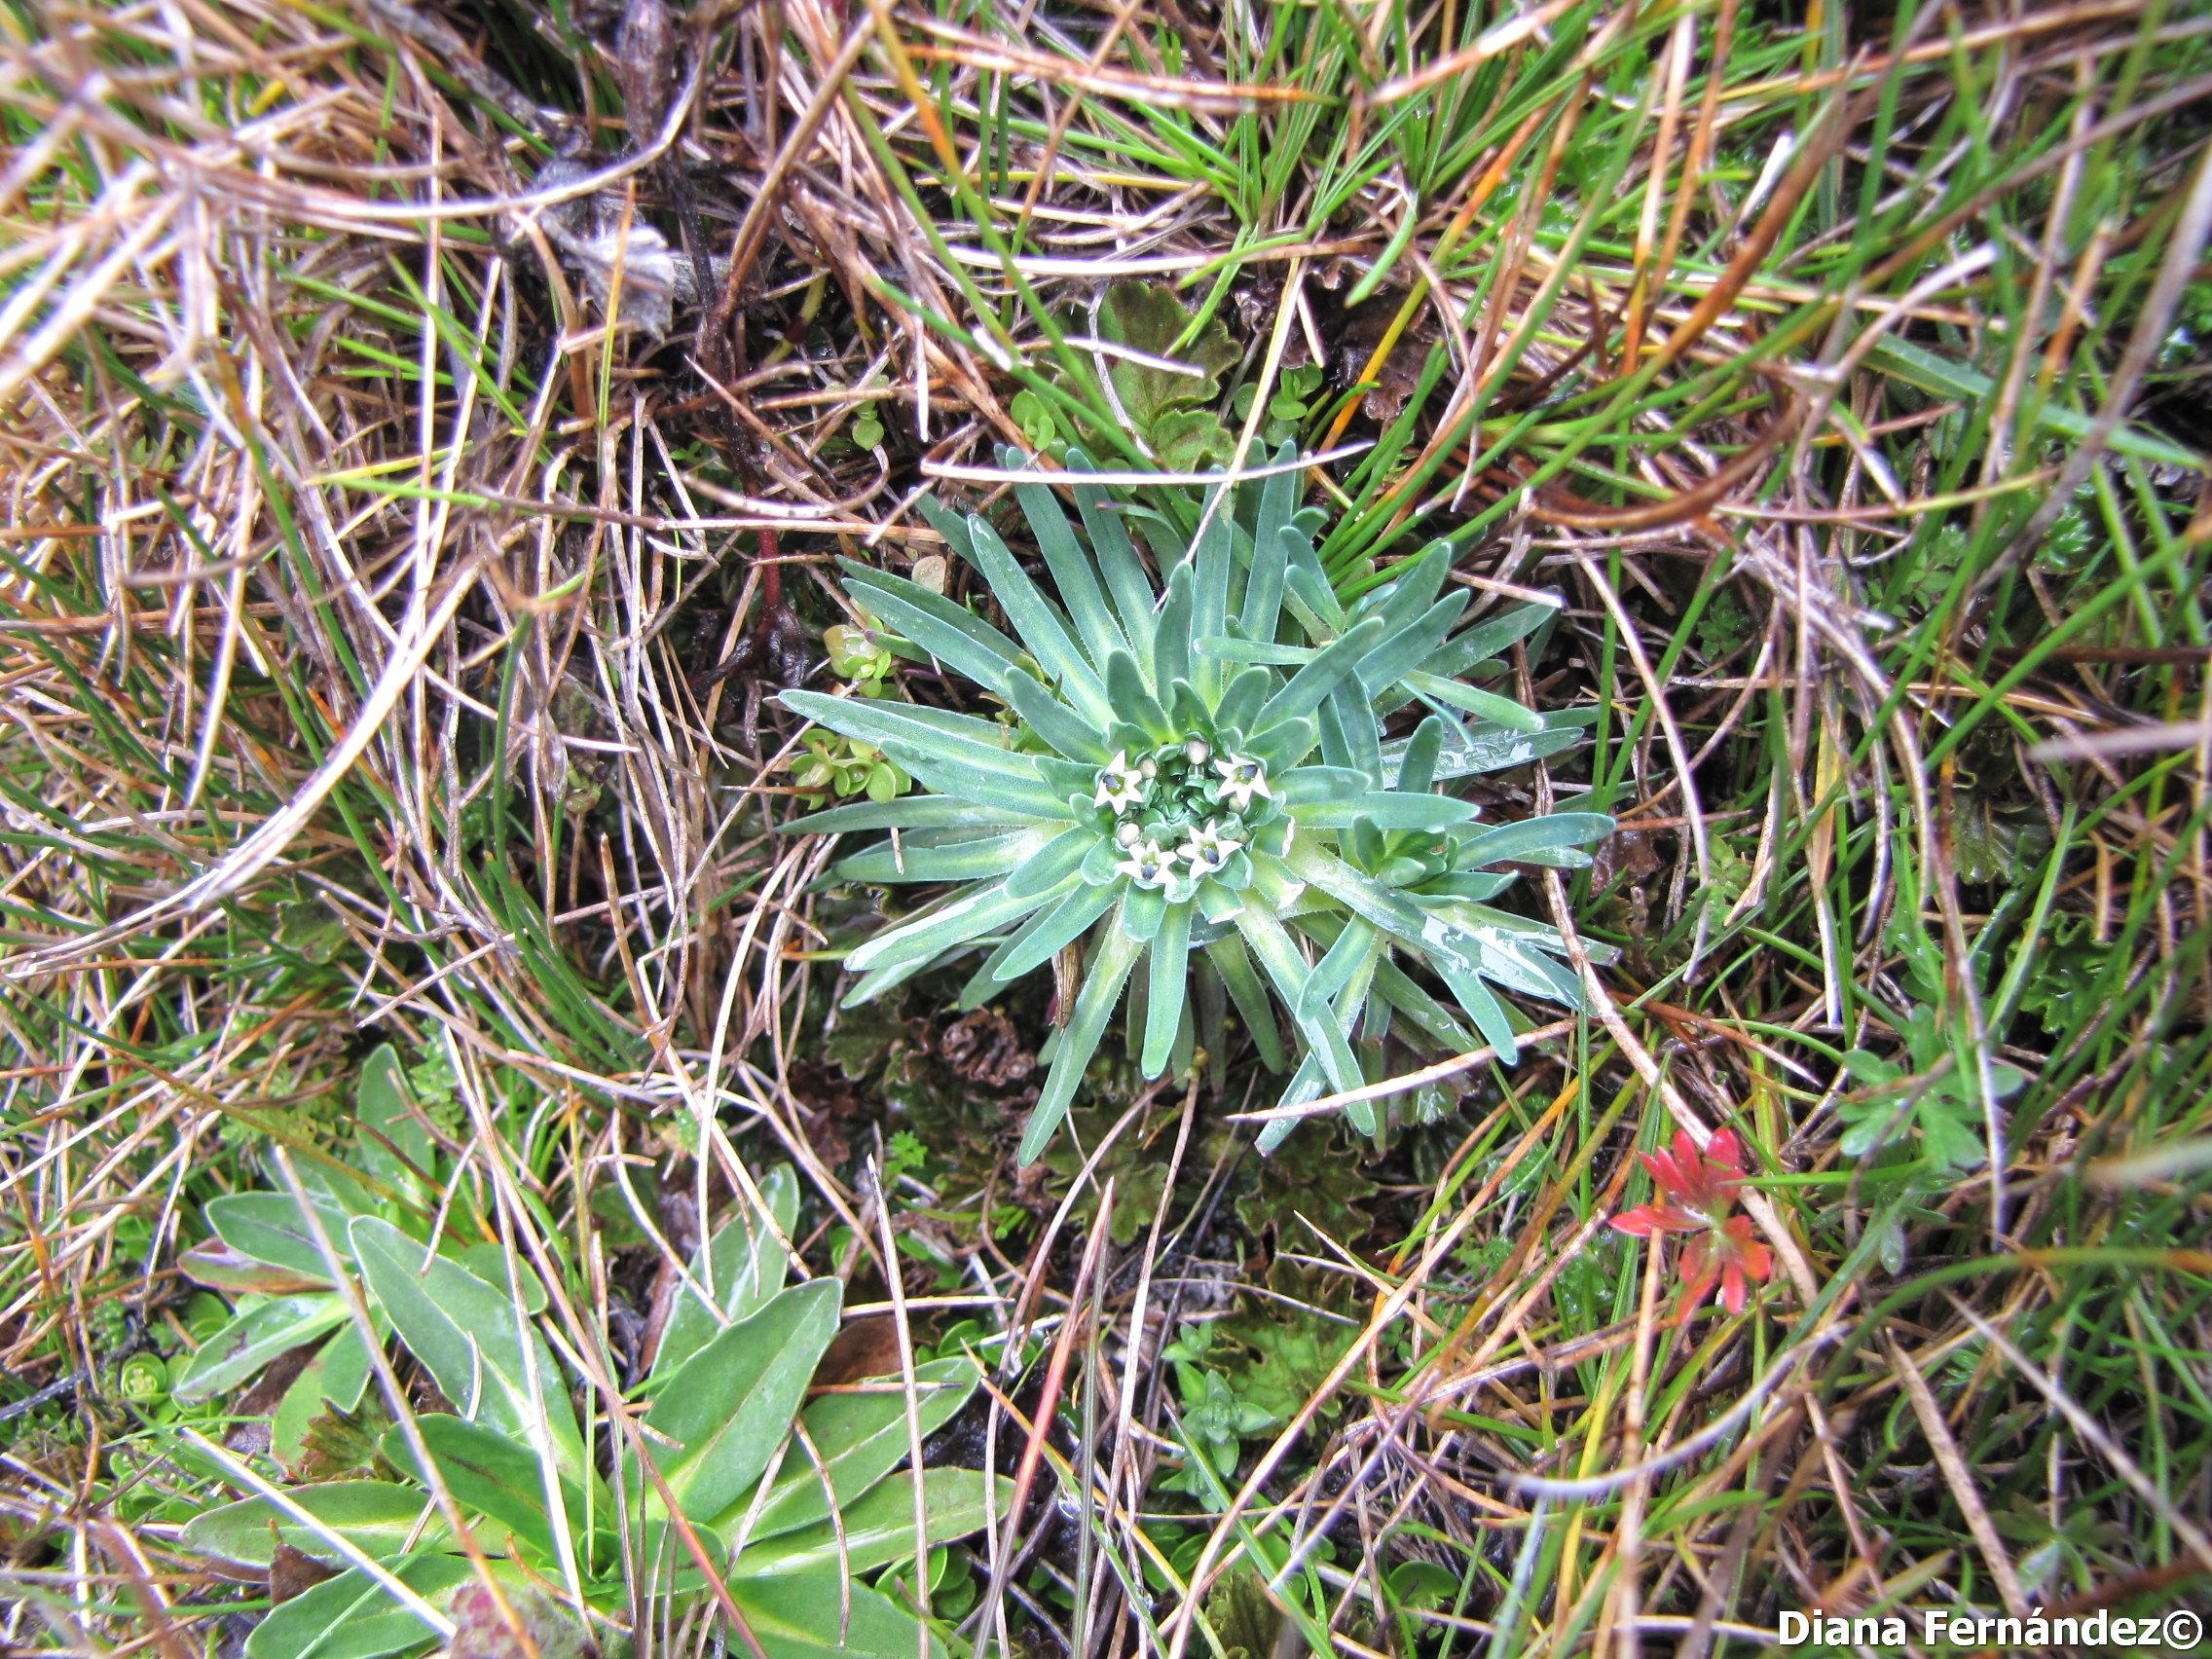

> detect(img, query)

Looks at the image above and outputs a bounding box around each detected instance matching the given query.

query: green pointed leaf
[645,1278,843,1522]
[730,1468,1013,1578]
[1398,670,1545,732]
[657,1163,801,1380]
[1456,813,1615,867]
[740,1355,982,1540]
[349,1217,581,1476]
[1105,648,1172,742]
[1064,450,1160,674]
[184,1482,440,1569]
[380,1416,590,1563]
[1013,464,1125,670]
[1005,825,1099,900]
[994,880,1121,981]
[171,1295,348,1402]
[781,796,1027,834]
[1204,933,1286,1072]
[243,1556,472,1659]
[836,830,1048,885]
[726,1575,945,1659]
[998,669,1110,762]
[965,516,1111,722]
[782,692,1043,783]
[1253,616,1383,730]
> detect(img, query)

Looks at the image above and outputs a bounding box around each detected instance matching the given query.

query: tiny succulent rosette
[781,443,1613,1163]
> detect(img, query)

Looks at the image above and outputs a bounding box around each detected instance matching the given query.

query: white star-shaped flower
[1093,750,1147,813]
[1114,837,1177,887]
[1177,819,1243,878]
[1212,753,1271,813]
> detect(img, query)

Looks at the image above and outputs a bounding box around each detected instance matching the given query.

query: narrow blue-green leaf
[781,691,1041,782]
[845,879,1068,977]
[967,515,1112,722]
[836,830,1044,885]
[1143,902,1194,1078]
[1253,616,1384,731]
[1399,670,1545,732]
[1204,933,1286,1072]
[995,880,1121,981]
[1014,461,1126,671]
[1456,813,1615,866]
[1019,920,1145,1164]
[999,669,1110,761]
[1065,449,1159,680]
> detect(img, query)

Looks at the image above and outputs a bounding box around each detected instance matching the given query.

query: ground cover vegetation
[1,0,2210,1652]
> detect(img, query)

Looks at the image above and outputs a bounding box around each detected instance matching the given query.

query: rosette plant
[783,445,1612,1161]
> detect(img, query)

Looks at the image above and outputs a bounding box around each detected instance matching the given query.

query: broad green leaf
[726,1574,944,1659]
[645,1278,843,1522]
[204,1193,342,1282]
[656,1162,801,1381]
[244,1556,472,1659]
[730,1468,1013,1578]
[1095,280,1238,429]
[171,1295,348,1402]
[458,1245,547,1314]
[354,1045,430,1203]
[740,1356,981,1541]
[177,1239,326,1295]
[349,1217,582,1479]
[381,1416,598,1564]
[184,1482,441,1568]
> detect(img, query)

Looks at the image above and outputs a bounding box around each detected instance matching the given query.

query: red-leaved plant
[1610,1126,1774,1324]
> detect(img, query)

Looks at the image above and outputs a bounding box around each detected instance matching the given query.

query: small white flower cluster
[1091,739,1270,890]
[1110,817,1244,887]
